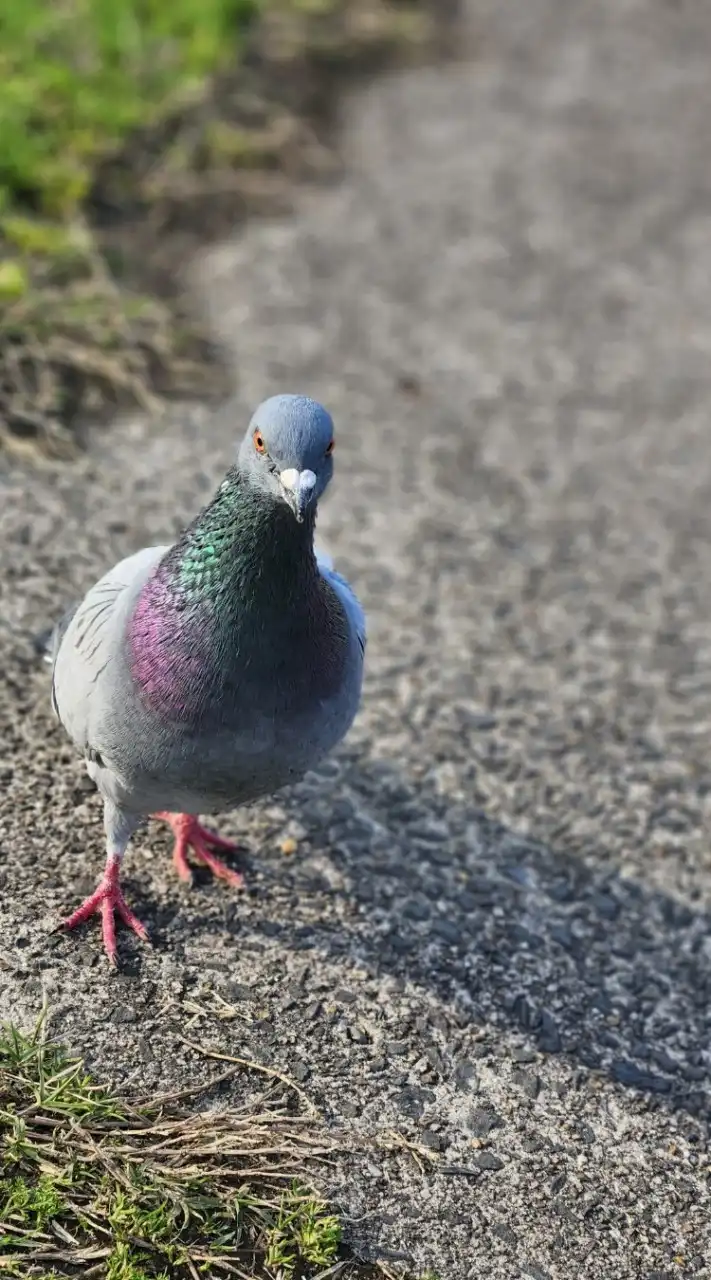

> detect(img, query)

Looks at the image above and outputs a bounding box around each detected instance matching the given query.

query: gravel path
[2,1,711,1275]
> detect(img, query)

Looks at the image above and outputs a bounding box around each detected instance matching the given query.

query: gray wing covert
[51,545,167,752]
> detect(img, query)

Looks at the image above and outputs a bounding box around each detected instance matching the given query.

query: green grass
[0,1013,347,1278]
[0,0,258,218]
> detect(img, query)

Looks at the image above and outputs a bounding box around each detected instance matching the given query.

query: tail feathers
[38,632,55,665]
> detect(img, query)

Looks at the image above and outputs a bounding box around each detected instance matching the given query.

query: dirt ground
[2,0,711,1276]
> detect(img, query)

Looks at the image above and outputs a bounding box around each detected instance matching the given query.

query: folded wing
[51,545,168,752]
[316,547,366,658]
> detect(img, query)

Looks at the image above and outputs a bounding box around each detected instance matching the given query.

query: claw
[153,812,244,888]
[63,855,150,965]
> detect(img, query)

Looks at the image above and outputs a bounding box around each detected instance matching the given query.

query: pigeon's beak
[279,469,317,522]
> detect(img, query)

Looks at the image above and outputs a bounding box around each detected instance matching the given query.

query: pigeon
[50,394,366,964]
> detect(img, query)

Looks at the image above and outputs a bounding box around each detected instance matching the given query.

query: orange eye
[325,439,335,457]
[253,430,266,453]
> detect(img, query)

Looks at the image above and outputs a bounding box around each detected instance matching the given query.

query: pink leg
[62,855,150,966]
[153,812,244,888]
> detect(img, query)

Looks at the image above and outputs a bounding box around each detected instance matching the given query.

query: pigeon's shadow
[192,747,711,1126]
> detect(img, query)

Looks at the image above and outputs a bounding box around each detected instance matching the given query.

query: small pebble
[394,1085,435,1119]
[453,1060,478,1090]
[476,1152,504,1171]
[334,987,357,1003]
[441,1163,480,1179]
[511,1047,537,1064]
[468,1106,503,1138]
[537,1011,562,1053]
[386,1040,408,1056]
[420,1129,444,1152]
[511,1069,541,1100]
[227,982,253,1001]
[611,1059,672,1093]
[492,1222,517,1245]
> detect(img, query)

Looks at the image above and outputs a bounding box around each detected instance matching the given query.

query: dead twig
[179,1036,321,1115]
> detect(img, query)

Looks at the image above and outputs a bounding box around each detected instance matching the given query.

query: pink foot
[153,812,244,888]
[62,855,150,966]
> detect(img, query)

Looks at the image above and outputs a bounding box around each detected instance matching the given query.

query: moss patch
[0,0,444,460]
[0,1013,370,1277]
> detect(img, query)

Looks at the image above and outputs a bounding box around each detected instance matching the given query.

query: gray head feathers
[237,394,336,521]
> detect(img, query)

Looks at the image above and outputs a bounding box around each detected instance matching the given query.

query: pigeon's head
[238,394,336,522]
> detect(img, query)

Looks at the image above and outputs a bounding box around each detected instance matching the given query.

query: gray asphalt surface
[2,0,711,1275]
